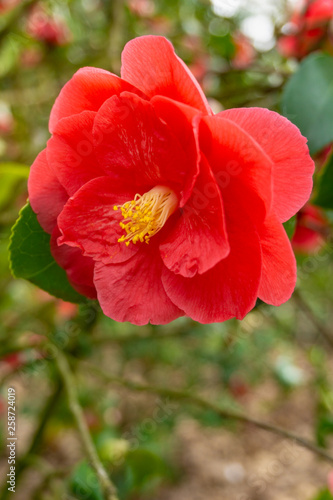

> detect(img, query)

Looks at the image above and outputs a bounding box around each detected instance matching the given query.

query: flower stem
[55,350,119,500]
[86,362,333,465]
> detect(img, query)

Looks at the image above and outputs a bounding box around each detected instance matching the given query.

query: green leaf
[9,203,86,304]
[69,462,104,500]
[313,153,333,209]
[283,215,296,240]
[281,53,333,154]
[126,449,169,490]
[311,489,333,500]
[0,163,29,211]
[0,34,22,78]
[316,413,333,448]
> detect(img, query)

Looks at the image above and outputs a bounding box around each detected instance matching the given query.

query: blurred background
[1,0,333,499]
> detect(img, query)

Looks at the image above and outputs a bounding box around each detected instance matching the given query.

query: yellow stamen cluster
[114,185,178,246]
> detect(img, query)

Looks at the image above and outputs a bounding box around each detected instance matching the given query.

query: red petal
[121,36,212,114]
[162,209,261,323]
[94,238,184,325]
[93,92,196,205]
[200,115,273,226]
[258,215,297,305]
[47,111,104,196]
[160,157,230,277]
[219,108,314,222]
[57,176,139,264]
[49,67,146,133]
[51,227,97,299]
[28,149,68,234]
[152,96,201,203]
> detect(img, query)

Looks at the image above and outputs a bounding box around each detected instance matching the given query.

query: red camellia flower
[292,203,328,254]
[28,36,314,325]
[278,0,333,59]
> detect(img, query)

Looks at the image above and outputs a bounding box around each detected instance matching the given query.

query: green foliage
[283,215,296,240]
[312,489,333,500]
[9,203,86,303]
[1,1,333,499]
[69,462,104,500]
[282,53,333,154]
[0,163,29,211]
[0,34,22,78]
[113,449,170,499]
[314,153,333,209]
[125,449,169,491]
[316,414,333,448]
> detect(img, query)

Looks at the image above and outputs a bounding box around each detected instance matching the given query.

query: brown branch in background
[293,288,333,349]
[55,350,119,500]
[86,361,333,466]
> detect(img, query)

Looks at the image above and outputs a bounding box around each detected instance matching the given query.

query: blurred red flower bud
[292,203,328,254]
[26,5,72,46]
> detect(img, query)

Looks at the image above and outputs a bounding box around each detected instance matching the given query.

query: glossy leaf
[282,53,333,154]
[9,203,86,303]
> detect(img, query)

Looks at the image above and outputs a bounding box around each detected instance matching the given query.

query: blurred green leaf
[126,449,169,490]
[282,53,333,154]
[316,413,333,448]
[0,34,21,78]
[314,153,333,209]
[312,489,333,500]
[283,215,296,240]
[0,163,29,211]
[9,203,86,303]
[69,461,103,500]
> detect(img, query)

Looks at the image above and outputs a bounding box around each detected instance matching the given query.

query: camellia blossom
[28,36,314,325]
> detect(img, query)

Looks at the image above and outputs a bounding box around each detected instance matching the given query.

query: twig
[293,289,333,349]
[55,350,119,500]
[85,362,333,465]
[0,379,63,500]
